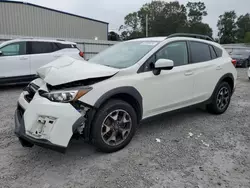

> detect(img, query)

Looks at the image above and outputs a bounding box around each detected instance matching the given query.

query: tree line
[108,1,250,44]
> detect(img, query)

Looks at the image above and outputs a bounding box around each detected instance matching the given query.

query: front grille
[24,83,40,103]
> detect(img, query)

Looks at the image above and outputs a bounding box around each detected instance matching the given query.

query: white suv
[0,38,84,85]
[14,34,237,153]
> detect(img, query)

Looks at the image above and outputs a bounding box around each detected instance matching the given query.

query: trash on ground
[156,138,161,143]
[188,132,194,138]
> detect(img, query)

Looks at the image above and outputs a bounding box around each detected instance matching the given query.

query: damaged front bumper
[13,89,93,153]
[14,105,66,153]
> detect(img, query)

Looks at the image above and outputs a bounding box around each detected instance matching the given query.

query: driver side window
[0,42,26,56]
[138,41,189,73]
[156,41,188,67]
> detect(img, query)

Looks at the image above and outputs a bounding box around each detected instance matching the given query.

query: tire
[91,99,137,153]
[207,82,232,115]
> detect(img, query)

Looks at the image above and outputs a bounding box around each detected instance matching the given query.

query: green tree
[244,32,250,43]
[108,31,120,41]
[137,1,188,36]
[186,1,207,23]
[186,2,213,37]
[217,11,237,44]
[236,14,250,42]
[120,1,213,40]
[189,22,213,37]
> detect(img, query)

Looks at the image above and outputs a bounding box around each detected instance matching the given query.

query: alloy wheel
[101,110,132,146]
[216,87,230,111]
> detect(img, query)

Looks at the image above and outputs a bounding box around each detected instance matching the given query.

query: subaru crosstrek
[14,34,237,153]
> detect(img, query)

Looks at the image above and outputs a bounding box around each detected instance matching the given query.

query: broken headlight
[40,88,92,103]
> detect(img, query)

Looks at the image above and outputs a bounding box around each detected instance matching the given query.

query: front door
[135,41,195,118]
[0,42,30,78]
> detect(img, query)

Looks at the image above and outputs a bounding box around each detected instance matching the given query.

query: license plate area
[27,116,57,139]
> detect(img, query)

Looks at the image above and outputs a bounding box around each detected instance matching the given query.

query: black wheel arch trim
[94,86,143,121]
[207,73,234,103]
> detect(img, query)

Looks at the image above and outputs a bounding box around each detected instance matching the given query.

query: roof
[0,38,77,46]
[0,0,108,25]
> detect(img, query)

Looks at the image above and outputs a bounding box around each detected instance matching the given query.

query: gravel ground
[0,68,250,188]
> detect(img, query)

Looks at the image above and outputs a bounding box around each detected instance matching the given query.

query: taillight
[231,59,237,67]
[79,51,84,58]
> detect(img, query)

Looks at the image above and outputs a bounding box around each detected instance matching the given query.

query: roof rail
[56,39,66,41]
[19,37,34,39]
[168,33,214,42]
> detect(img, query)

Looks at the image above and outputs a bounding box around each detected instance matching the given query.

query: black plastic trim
[94,87,143,121]
[168,33,214,42]
[14,106,67,153]
[0,75,38,85]
[206,73,235,104]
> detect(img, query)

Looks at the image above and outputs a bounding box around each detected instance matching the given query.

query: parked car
[226,47,250,68]
[0,38,84,85]
[14,33,237,153]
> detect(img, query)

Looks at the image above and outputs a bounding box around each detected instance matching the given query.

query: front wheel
[207,82,232,114]
[91,99,137,153]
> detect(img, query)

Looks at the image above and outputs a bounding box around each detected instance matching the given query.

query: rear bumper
[14,107,67,153]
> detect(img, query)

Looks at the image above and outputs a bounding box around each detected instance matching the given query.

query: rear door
[189,41,223,103]
[0,42,30,78]
[28,41,56,74]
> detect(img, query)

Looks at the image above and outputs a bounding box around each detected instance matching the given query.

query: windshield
[89,41,159,69]
[231,49,250,57]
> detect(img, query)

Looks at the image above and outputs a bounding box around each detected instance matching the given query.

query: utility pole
[146,0,153,37]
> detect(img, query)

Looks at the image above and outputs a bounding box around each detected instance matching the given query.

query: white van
[0,38,84,84]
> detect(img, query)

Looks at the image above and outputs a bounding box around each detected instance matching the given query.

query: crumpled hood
[37,56,119,86]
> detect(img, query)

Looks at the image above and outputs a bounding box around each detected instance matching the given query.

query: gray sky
[16,0,250,37]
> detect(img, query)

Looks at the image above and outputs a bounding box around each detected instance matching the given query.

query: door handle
[216,66,222,70]
[184,70,193,76]
[20,57,28,60]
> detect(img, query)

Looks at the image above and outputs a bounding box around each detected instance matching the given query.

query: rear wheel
[207,82,232,114]
[91,99,137,153]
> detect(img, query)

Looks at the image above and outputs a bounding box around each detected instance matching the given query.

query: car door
[188,41,222,103]
[28,41,55,75]
[136,41,195,118]
[0,42,30,78]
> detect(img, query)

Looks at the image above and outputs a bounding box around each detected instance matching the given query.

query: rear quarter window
[56,43,75,49]
[214,46,223,57]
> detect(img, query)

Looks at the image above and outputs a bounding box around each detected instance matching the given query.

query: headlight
[40,88,92,103]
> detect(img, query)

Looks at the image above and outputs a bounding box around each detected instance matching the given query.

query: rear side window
[30,42,54,54]
[214,46,223,57]
[56,43,75,49]
[209,45,217,59]
[189,41,211,63]
[0,42,26,56]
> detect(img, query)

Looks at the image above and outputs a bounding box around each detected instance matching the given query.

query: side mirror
[153,59,174,75]
[0,51,2,56]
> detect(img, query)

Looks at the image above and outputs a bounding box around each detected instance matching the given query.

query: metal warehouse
[0,1,109,40]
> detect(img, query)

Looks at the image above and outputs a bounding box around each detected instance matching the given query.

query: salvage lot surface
[0,69,250,188]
